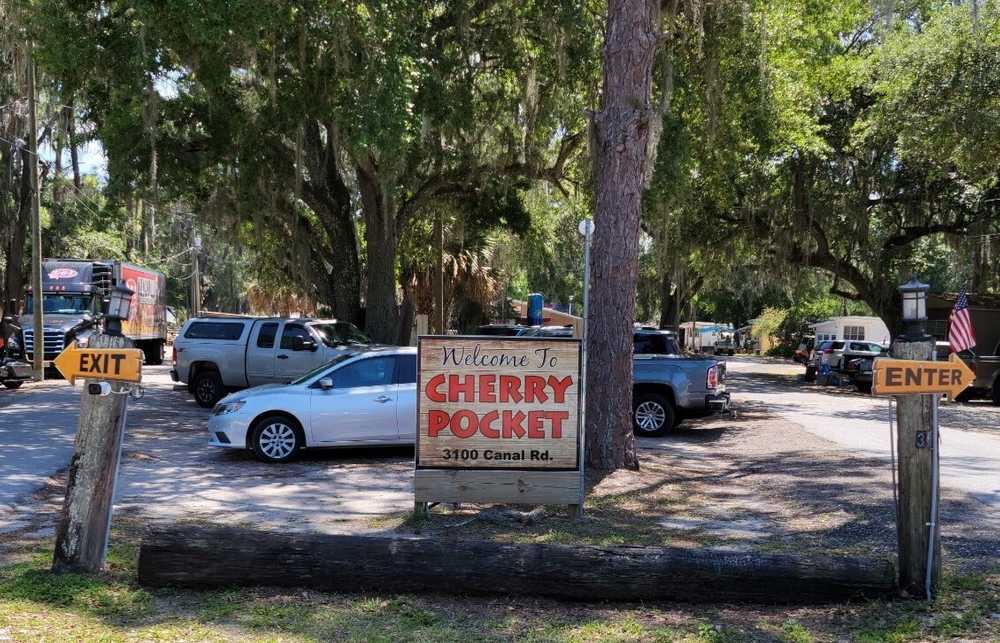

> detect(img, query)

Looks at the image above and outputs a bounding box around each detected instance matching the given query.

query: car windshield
[858,342,882,352]
[309,322,371,347]
[25,294,93,315]
[290,352,359,385]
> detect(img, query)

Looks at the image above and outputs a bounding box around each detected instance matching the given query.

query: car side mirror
[319,377,333,390]
[293,336,317,352]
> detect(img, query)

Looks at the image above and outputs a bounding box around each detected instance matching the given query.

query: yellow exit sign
[53,342,143,384]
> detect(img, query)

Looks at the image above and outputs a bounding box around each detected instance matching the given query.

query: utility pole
[27,43,44,380]
[190,222,201,317]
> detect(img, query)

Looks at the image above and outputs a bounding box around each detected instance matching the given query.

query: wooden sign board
[53,341,143,384]
[872,352,974,399]
[415,336,583,507]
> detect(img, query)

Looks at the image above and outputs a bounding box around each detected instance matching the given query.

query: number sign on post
[414,336,583,511]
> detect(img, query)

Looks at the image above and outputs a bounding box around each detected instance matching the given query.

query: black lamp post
[104,284,134,337]
[898,277,930,341]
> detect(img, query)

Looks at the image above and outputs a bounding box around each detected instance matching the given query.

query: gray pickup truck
[171,316,371,407]
[632,330,729,435]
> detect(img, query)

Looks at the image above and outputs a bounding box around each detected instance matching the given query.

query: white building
[809,316,891,346]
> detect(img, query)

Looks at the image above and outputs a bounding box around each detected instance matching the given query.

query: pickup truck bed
[632,354,729,435]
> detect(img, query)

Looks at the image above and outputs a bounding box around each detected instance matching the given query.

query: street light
[898,277,929,340]
[105,284,134,337]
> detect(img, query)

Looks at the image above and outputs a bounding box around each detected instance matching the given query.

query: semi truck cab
[20,259,166,366]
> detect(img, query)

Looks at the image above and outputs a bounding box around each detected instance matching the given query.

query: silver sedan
[208,347,416,462]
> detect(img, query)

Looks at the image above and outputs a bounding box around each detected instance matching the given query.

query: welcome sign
[415,336,583,508]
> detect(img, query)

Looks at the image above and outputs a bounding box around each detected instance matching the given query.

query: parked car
[843,356,874,393]
[209,347,415,462]
[172,316,372,408]
[831,341,884,371]
[804,340,841,381]
[713,337,736,356]
[517,325,575,337]
[632,352,729,436]
[634,328,682,356]
[475,324,527,336]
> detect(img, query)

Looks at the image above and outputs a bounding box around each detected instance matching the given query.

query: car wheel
[992,380,1000,406]
[855,381,872,394]
[2,381,23,390]
[193,371,224,408]
[804,366,816,382]
[251,416,302,463]
[632,393,675,437]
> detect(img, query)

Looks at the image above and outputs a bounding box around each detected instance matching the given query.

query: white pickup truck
[171,316,372,407]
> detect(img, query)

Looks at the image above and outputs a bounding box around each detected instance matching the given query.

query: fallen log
[138,525,895,603]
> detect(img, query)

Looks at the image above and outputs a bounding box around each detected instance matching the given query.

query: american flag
[948,287,976,353]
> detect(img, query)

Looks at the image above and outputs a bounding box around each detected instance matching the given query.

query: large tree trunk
[138,525,896,603]
[3,147,31,311]
[586,0,660,473]
[357,162,400,343]
[299,122,362,326]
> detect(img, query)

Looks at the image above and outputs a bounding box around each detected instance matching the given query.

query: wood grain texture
[891,339,940,598]
[414,470,580,504]
[52,333,132,574]
[417,337,580,470]
[138,525,896,603]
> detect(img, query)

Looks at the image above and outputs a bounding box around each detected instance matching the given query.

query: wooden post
[52,333,133,574]
[27,43,44,381]
[891,338,940,598]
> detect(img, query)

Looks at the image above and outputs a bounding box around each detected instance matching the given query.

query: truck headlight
[212,400,246,416]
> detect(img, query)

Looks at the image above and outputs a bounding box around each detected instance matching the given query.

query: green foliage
[751,307,787,341]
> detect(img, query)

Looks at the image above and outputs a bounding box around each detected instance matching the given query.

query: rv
[808,316,891,347]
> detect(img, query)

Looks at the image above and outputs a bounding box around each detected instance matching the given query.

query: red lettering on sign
[448,374,475,402]
[503,410,526,438]
[547,376,573,403]
[527,411,545,438]
[524,375,547,403]
[450,410,479,438]
[480,410,500,438]
[549,411,568,438]
[480,374,496,403]
[499,375,522,403]
[428,410,450,437]
[425,374,446,402]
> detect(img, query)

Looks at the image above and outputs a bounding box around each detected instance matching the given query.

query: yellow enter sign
[872,352,975,399]
[53,341,143,384]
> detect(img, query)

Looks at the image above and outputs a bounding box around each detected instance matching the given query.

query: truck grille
[23,329,65,361]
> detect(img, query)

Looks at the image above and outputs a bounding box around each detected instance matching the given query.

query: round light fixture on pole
[105,284,134,337]
[578,219,594,237]
[898,277,929,340]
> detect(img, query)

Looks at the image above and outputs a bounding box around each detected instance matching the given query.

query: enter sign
[872,352,975,399]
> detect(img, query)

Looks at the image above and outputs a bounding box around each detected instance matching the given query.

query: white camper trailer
[679,321,734,353]
[809,316,891,347]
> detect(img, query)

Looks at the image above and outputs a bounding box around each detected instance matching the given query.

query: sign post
[52,334,141,573]
[872,347,974,598]
[414,336,583,516]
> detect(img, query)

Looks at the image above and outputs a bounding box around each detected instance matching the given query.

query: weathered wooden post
[872,278,974,599]
[52,334,134,573]
[52,284,142,574]
[889,337,939,597]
